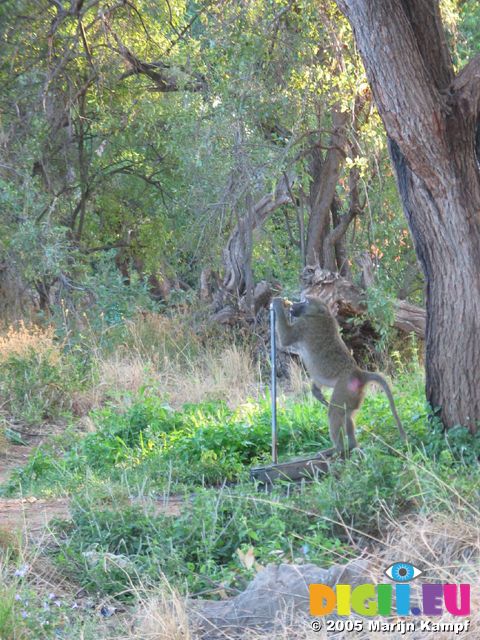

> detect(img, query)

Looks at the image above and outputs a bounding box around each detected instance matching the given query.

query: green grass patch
[3,394,333,495]
[51,485,351,599]
[3,374,480,602]
[3,376,427,496]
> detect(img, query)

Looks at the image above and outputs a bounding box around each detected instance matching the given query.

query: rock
[192,558,369,637]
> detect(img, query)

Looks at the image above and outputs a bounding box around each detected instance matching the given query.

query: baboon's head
[290,297,331,319]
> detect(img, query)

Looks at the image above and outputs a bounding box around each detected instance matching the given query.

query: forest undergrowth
[0,313,479,639]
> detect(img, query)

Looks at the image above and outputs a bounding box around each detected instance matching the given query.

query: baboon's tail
[363,372,407,442]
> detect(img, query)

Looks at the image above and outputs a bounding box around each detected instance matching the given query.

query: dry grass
[122,312,204,366]
[0,321,74,425]
[380,513,480,584]
[287,359,310,399]
[127,587,192,640]
[124,588,323,640]
[76,313,263,411]
[366,512,480,639]
[0,426,8,456]
[167,344,261,407]
[94,344,261,410]
[330,504,479,640]
[121,510,479,640]
[0,322,59,363]
[242,627,323,639]
[0,528,21,561]
[99,354,157,396]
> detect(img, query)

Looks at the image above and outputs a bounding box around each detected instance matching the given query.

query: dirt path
[0,442,38,484]
[0,438,183,535]
[0,436,71,534]
[0,494,183,536]
[0,496,70,534]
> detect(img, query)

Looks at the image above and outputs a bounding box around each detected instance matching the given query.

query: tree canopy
[1,0,420,311]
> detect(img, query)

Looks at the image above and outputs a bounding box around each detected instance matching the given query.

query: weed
[0,322,82,425]
[51,485,349,599]
[4,395,332,495]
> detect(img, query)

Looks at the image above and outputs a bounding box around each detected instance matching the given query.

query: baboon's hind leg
[328,380,359,455]
[311,384,338,457]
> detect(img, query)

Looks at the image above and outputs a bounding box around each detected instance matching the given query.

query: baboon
[272,296,406,454]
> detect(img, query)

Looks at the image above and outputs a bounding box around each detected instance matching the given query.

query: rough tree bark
[336,0,480,430]
[305,95,369,270]
[305,107,349,265]
[222,173,293,297]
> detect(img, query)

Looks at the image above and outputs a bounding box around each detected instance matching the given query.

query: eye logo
[385,562,423,582]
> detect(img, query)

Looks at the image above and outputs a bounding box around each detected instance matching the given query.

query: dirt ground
[0,441,37,484]
[0,437,70,533]
[0,438,183,536]
[0,496,71,535]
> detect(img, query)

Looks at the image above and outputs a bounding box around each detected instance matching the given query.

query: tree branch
[104,22,206,92]
[305,107,349,264]
[451,54,480,122]
[322,164,363,271]
[398,0,454,91]
[222,173,294,294]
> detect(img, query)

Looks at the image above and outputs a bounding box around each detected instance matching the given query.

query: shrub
[35,396,329,489]
[5,385,424,495]
[423,415,480,465]
[306,447,415,535]
[52,486,349,598]
[0,322,81,424]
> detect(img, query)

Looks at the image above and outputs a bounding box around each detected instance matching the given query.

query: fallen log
[301,266,425,339]
[393,299,426,339]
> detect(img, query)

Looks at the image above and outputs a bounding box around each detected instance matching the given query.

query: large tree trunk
[336,0,480,430]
